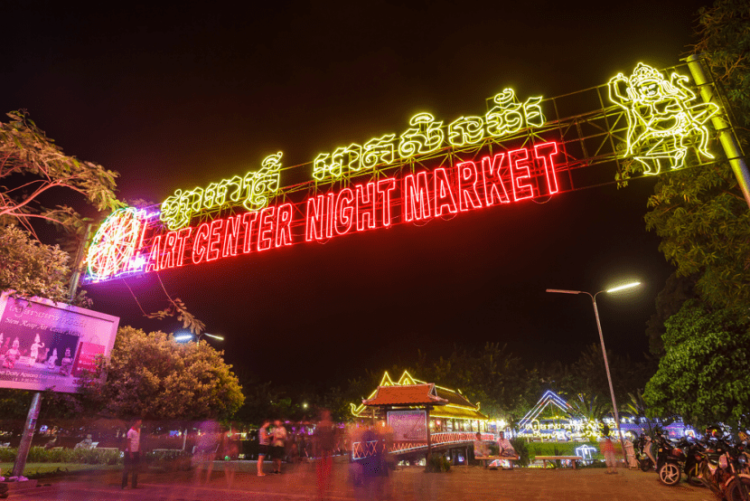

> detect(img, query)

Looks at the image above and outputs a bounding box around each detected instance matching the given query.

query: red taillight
[672,448,683,457]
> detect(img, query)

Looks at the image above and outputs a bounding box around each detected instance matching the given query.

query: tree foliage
[535,344,652,413]
[101,326,244,420]
[645,273,698,355]
[0,225,90,305]
[644,0,750,316]
[644,300,750,428]
[0,110,122,236]
[413,343,526,420]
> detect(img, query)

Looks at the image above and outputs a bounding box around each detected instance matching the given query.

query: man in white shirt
[122,419,142,489]
[257,421,271,477]
[271,420,287,474]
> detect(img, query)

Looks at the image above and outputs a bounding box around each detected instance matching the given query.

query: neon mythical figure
[609,63,719,175]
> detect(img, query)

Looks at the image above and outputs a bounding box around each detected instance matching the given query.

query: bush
[0,448,15,463]
[143,450,193,471]
[509,438,530,467]
[1,447,122,465]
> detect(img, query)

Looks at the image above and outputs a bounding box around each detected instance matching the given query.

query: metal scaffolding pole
[686,54,750,209]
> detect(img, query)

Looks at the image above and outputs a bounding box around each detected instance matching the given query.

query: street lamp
[173,332,225,343]
[546,281,641,456]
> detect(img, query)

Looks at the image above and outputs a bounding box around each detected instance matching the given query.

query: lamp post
[546,281,641,459]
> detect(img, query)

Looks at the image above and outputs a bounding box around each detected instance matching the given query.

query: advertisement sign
[387,410,428,443]
[0,292,119,393]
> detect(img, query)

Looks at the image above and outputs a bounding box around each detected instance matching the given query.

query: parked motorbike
[655,433,686,486]
[681,438,708,486]
[635,433,657,472]
[695,438,750,500]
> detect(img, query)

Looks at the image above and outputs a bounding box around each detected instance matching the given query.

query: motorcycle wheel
[725,477,750,501]
[640,459,653,472]
[686,465,703,486]
[658,463,681,486]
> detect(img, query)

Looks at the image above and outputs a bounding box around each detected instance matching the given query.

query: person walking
[315,409,336,499]
[272,420,287,474]
[601,424,617,474]
[222,423,239,488]
[122,419,142,489]
[257,420,271,477]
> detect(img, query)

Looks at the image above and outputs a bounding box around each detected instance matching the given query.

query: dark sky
[3,0,712,388]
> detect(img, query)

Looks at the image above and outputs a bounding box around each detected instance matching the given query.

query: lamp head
[606,282,641,294]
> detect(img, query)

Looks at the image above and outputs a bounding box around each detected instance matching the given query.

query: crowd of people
[96,411,523,498]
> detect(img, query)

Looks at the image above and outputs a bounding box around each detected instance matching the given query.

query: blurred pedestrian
[359,424,387,501]
[257,420,271,476]
[121,419,142,489]
[315,409,336,499]
[272,420,287,474]
[601,424,617,474]
[193,421,220,484]
[222,423,239,488]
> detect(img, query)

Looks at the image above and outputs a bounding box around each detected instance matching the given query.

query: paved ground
[15,463,716,501]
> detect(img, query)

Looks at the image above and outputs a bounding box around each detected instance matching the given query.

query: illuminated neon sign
[100,143,560,278]
[160,152,283,231]
[314,89,544,181]
[159,88,545,233]
[608,63,718,175]
[85,62,724,283]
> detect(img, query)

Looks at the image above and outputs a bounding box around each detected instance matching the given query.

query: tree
[642,0,750,316]
[644,300,750,428]
[0,225,90,305]
[0,111,121,236]
[0,110,122,305]
[101,326,244,420]
[644,273,697,356]
[413,343,526,419]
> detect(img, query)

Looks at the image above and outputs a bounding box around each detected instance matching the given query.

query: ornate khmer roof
[350,370,488,421]
[363,383,448,406]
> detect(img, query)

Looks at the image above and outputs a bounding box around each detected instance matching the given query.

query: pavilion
[350,371,491,434]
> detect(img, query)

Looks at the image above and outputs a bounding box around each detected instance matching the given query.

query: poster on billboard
[0,292,119,393]
[387,410,428,443]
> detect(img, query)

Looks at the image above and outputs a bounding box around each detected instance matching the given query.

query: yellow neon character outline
[608,63,719,175]
[160,152,283,231]
[314,90,545,181]
[448,116,485,147]
[361,133,396,170]
[487,89,523,137]
[243,152,283,211]
[399,113,444,157]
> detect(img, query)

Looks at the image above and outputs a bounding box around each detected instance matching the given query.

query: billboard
[387,410,428,443]
[0,292,119,393]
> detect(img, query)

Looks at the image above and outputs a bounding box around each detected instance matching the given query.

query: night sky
[3,0,712,388]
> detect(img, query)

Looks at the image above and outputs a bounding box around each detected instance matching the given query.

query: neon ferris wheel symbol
[86,208,146,281]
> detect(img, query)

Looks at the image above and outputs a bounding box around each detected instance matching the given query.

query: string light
[608,63,718,175]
